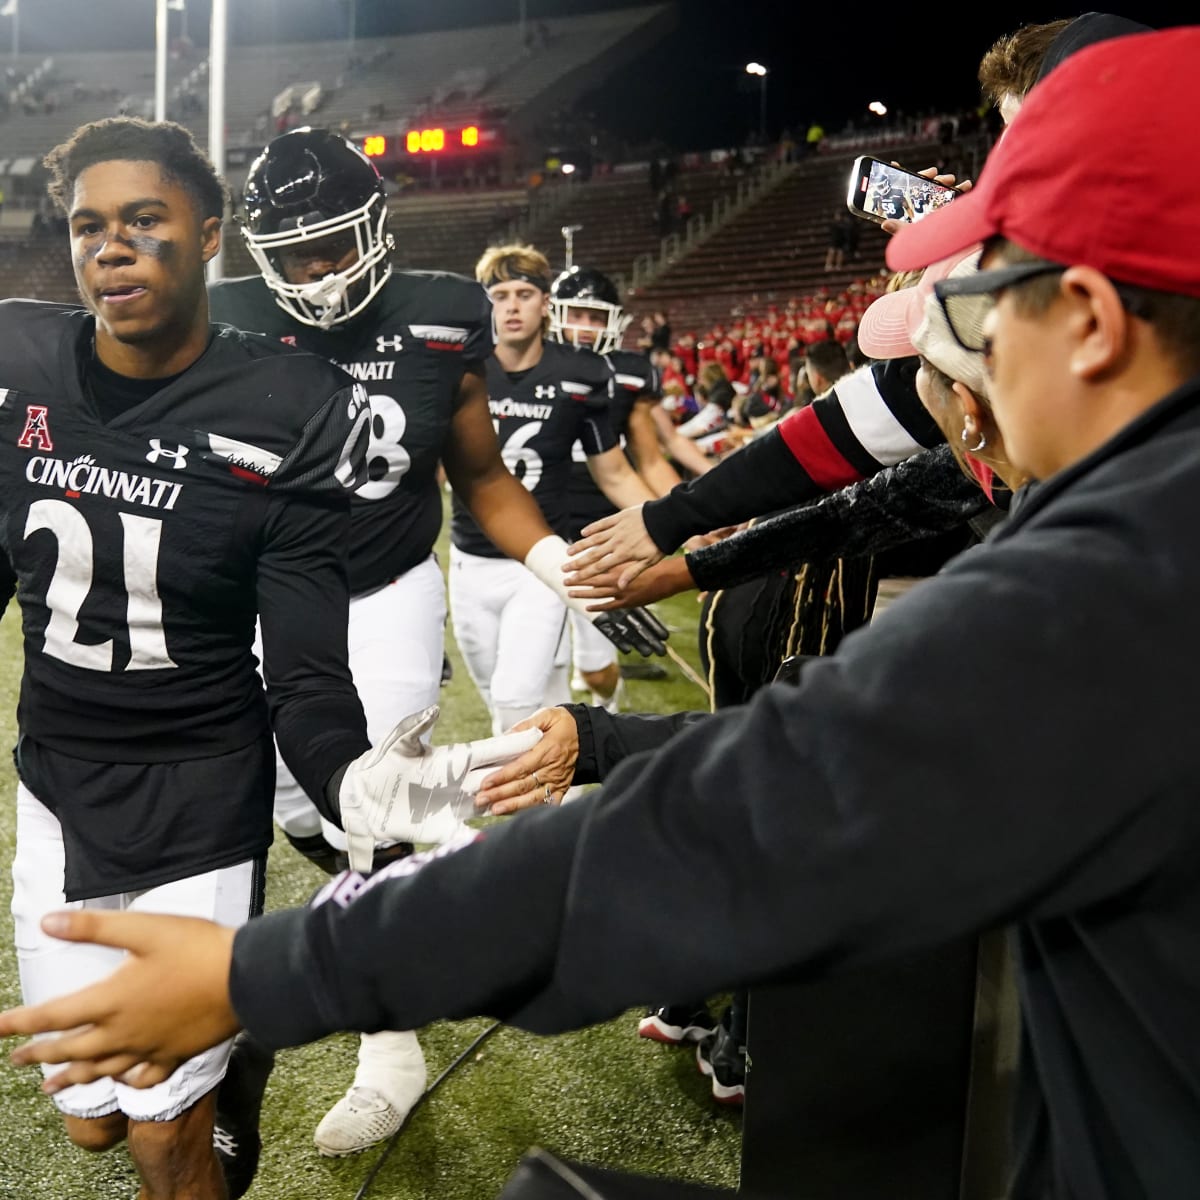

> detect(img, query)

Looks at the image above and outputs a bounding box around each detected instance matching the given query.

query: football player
[449,244,663,739]
[208,129,664,1158]
[0,116,451,1200]
[549,265,681,711]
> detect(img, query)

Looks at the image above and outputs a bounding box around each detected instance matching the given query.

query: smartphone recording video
[846,156,958,225]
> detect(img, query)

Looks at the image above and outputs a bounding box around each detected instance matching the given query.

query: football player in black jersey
[209,129,664,1158]
[0,117,416,1200]
[549,265,682,712]
[449,244,662,742]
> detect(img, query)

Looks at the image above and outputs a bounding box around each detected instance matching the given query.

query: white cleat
[314,1030,428,1156]
[314,1085,413,1157]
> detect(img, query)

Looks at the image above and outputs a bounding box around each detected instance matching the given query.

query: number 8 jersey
[209,268,494,594]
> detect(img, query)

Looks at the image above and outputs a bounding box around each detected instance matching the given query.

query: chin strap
[298,275,350,330]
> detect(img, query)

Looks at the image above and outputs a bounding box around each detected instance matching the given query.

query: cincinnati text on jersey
[336,360,397,382]
[489,398,554,420]
[25,453,184,510]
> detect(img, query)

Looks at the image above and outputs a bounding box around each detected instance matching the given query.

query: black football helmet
[549,265,631,354]
[241,127,393,329]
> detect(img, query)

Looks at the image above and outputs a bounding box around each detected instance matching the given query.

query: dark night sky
[9,2,1190,150]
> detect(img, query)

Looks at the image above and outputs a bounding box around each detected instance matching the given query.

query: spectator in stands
[824,209,854,272]
[654,188,673,236]
[676,361,735,444]
[650,311,671,351]
[844,335,869,369]
[739,355,783,429]
[801,338,850,399]
[791,358,815,410]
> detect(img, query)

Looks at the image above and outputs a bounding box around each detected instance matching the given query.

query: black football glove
[593,606,670,657]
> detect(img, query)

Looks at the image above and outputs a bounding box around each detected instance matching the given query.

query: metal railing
[621,156,798,295]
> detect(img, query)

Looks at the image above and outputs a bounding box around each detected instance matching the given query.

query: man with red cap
[5,27,1200,1199]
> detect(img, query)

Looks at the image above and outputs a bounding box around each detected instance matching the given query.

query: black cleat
[284,829,344,877]
[638,1004,717,1045]
[213,1031,276,1199]
[440,653,453,685]
[695,1012,746,1105]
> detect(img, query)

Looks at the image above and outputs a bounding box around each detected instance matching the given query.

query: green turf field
[0,505,742,1199]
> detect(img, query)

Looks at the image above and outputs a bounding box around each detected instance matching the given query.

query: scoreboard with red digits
[361,125,500,162]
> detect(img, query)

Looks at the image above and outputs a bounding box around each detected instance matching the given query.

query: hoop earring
[961,425,987,454]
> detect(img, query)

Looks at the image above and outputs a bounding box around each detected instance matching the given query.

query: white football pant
[448,545,569,735]
[263,555,447,851]
[12,785,256,1120]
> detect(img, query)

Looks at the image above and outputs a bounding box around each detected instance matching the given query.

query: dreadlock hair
[44,118,227,220]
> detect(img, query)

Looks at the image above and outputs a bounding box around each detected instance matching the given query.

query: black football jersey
[450,340,618,558]
[209,270,493,593]
[568,349,661,539]
[0,300,371,894]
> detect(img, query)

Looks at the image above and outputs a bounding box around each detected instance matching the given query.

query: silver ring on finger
[543,784,554,805]
[531,771,541,789]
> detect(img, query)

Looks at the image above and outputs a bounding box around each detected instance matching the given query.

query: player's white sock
[314,1030,428,1156]
[352,1030,427,1111]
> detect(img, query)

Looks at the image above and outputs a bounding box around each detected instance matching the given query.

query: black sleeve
[257,490,369,820]
[231,809,590,1046]
[231,505,1198,1045]
[641,358,942,554]
[567,703,707,784]
[641,427,807,552]
[578,386,620,457]
[686,445,993,592]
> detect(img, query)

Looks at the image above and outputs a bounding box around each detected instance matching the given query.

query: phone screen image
[855,160,957,223]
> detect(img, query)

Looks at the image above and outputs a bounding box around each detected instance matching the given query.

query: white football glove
[338,705,543,871]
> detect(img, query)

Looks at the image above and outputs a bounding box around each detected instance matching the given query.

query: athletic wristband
[523,534,602,618]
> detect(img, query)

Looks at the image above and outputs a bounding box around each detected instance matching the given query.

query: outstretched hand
[566,555,695,612]
[339,704,543,869]
[0,910,239,1093]
[475,707,581,815]
[880,167,973,235]
[565,506,663,590]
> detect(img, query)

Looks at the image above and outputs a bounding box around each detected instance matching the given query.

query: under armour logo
[534,384,556,399]
[145,439,190,469]
[377,334,403,353]
[17,405,53,451]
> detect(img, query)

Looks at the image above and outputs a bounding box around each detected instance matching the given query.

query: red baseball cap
[887,27,1200,298]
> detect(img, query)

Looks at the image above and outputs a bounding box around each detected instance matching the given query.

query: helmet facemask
[241,190,393,330]
[549,296,632,355]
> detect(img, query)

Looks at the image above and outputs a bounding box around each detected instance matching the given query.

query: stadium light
[745,62,768,142]
[153,1,188,122]
[868,100,888,117]
[1,0,17,59]
[207,0,228,280]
